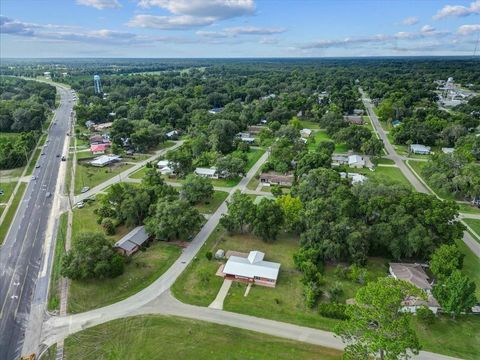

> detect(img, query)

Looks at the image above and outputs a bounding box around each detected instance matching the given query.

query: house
[389,263,440,314]
[332,155,349,166]
[93,122,113,131]
[353,109,364,115]
[340,172,367,185]
[348,155,365,168]
[300,128,312,138]
[194,167,218,179]
[208,107,224,114]
[236,132,255,144]
[410,144,431,155]
[90,143,109,155]
[165,130,179,139]
[259,172,294,187]
[157,160,176,175]
[89,135,105,144]
[442,147,454,154]
[222,251,281,287]
[114,226,150,256]
[247,126,264,135]
[391,120,402,127]
[344,115,364,125]
[90,154,121,167]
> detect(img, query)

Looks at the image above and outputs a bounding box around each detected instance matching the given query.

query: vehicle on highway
[35,164,40,169]
[81,186,90,193]
[31,176,37,180]
[56,154,60,158]
[46,192,51,198]
[61,156,66,161]
[41,152,45,156]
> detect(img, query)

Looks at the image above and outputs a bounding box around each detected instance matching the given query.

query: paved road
[0,85,73,359]
[360,88,480,258]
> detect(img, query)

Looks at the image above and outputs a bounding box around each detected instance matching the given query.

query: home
[89,135,105,144]
[344,115,364,125]
[90,154,121,167]
[259,172,294,187]
[93,122,113,131]
[442,147,454,154]
[236,132,255,144]
[157,159,176,176]
[90,143,109,155]
[389,263,440,314]
[194,167,218,179]
[410,144,431,155]
[331,155,349,166]
[300,128,312,138]
[114,226,150,256]
[165,130,180,139]
[247,125,264,135]
[208,107,224,115]
[391,120,402,127]
[222,250,281,287]
[353,109,364,115]
[348,155,365,168]
[340,172,367,185]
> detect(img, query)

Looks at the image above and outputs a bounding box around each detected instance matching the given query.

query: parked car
[46,192,51,198]
[80,186,90,193]
[76,201,84,208]
[35,164,40,169]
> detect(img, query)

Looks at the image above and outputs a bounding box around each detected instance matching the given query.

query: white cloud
[130,0,255,29]
[401,16,419,26]
[225,26,285,35]
[457,24,480,35]
[421,24,435,33]
[76,0,121,10]
[433,0,480,19]
[259,37,278,45]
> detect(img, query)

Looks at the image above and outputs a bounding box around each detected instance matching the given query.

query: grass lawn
[458,203,480,215]
[376,158,395,165]
[129,166,148,179]
[74,162,134,194]
[0,181,17,204]
[355,166,412,188]
[245,148,265,172]
[25,147,42,176]
[246,171,260,190]
[0,182,26,244]
[211,177,241,187]
[456,238,480,298]
[68,241,181,313]
[48,212,68,311]
[307,130,349,153]
[149,140,175,153]
[194,191,228,214]
[63,315,342,360]
[299,120,322,129]
[463,219,480,243]
[75,151,94,160]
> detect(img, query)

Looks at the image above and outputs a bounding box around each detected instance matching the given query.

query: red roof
[90,143,109,153]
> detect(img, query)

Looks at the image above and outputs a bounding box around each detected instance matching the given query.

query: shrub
[348,264,368,284]
[416,306,435,324]
[318,303,349,320]
[101,218,115,236]
[304,282,322,309]
[271,185,283,197]
[205,251,213,261]
[328,282,343,302]
[334,264,348,279]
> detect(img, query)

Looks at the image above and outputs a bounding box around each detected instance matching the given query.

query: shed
[114,226,150,256]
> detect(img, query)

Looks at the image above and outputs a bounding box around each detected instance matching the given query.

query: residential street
[0,84,74,360]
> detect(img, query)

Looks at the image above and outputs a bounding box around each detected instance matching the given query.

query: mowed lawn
[355,166,412,188]
[0,181,17,204]
[307,130,349,153]
[463,219,480,243]
[194,191,228,214]
[63,315,342,360]
[0,182,27,244]
[74,162,134,194]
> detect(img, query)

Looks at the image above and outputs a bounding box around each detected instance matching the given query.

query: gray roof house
[410,144,431,155]
[114,226,150,256]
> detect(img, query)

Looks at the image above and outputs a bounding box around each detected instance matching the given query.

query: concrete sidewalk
[208,279,232,310]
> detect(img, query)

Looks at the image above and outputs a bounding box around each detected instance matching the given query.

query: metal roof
[223,251,280,280]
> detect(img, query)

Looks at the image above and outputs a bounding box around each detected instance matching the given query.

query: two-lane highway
[0,84,73,360]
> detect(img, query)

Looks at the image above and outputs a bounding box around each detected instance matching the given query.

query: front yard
[74,162,134,194]
[355,166,412,188]
[194,191,228,214]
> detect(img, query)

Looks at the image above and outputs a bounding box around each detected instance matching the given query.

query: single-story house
[344,115,364,125]
[236,132,255,144]
[157,160,175,175]
[332,155,349,166]
[90,143,109,155]
[353,109,365,115]
[247,126,264,135]
[90,154,121,167]
[195,167,218,179]
[410,144,431,155]
[389,263,440,314]
[208,107,224,114]
[165,130,179,139]
[222,250,281,287]
[392,120,402,127]
[348,155,365,168]
[300,128,312,138]
[340,172,367,185]
[442,147,455,154]
[93,122,113,131]
[114,226,150,256]
[259,172,294,187]
[89,134,106,144]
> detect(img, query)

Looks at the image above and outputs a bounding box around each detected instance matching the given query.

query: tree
[253,198,284,241]
[220,190,256,233]
[276,194,303,233]
[216,154,245,179]
[294,168,342,203]
[336,277,422,360]
[166,147,193,178]
[61,232,124,280]
[295,150,332,178]
[433,270,477,319]
[361,137,384,156]
[181,174,214,204]
[208,119,238,154]
[429,244,464,280]
[145,199,203,241]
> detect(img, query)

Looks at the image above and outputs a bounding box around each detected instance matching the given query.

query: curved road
[0,84,73,359]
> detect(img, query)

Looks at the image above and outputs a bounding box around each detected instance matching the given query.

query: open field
[307,130,349,153]
[245,148,265,172]
[68,241,181,313]
[63,315,342,360]
[74,162,134,195]
[355,166,412,188]
[194,191,228,214]
[48,212,68,311]
[0,183,27,244]
[0,181,17,204]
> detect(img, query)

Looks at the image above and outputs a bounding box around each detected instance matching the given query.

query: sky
[1,0,479,58]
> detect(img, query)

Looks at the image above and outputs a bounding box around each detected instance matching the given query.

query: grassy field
[194,191,228,214]
[63,315,342,360]
[245,148,265,172]
[376,158,395,165]
[458,203,480,215]
[246,171,260,190]
[355,166,412,188]
[307,130,349,153]
[129,166,148,179]
[74,162,134,194]
[48,212,68,311]
[299,120,322,129]
[457,238,480,298]
[463,219,480,243]
[0,182,27,244]
[68,241,181,313]
[0,181,17,204]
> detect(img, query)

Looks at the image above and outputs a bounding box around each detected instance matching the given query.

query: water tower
[93,75,102,94]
